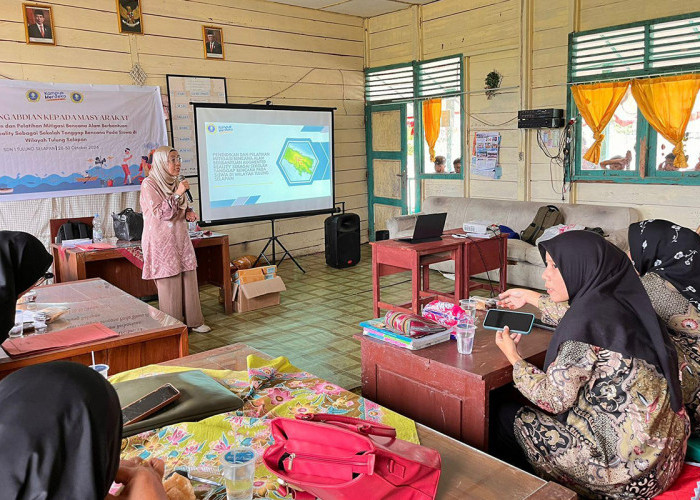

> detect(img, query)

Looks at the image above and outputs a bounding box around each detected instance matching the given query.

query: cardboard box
[233,276,286,312]
[233,265,277,284]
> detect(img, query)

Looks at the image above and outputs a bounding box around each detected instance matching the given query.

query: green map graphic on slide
[282,145,314,175]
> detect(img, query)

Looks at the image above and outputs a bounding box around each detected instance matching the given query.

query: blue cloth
[499,225,520,239]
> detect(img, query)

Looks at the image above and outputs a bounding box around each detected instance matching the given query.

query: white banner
[0,80,167,201]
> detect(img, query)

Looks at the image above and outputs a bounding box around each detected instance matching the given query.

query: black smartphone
[121,383,181,426]
[483,309,535,334]
[532,318,557,332]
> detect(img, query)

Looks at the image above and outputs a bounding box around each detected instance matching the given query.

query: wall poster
[166,75,227,177]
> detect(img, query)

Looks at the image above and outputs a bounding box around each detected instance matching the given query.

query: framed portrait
[117,0,143,34]
[202,26,224,60]
[23,4,55,45]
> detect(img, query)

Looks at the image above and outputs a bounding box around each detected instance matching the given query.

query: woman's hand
[175,179,189,197]
[495,326,523,365]
[497,288,540,310]
[185,210,198,222]
[105,458,168,500]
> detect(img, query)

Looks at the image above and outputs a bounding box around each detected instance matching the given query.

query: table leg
[411,254,420,314]
[372,246,380,317]
[454,245,464,302]
[463,243,471,297]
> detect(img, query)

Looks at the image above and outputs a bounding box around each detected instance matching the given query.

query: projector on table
[462,221,492,234]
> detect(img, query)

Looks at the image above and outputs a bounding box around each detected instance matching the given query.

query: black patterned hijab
[628,219,700,311]
[539,231,683,412]
[0,362,122,499]
[0,231,53,341]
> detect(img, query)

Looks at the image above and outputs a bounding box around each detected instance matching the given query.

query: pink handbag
[263,413,441,500]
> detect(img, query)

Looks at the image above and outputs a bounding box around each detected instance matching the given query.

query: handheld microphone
[177,175,193,203]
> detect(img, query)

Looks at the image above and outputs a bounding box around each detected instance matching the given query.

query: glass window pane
[580,87,637,171]
[422,96,462,174]
[654,95,700,172]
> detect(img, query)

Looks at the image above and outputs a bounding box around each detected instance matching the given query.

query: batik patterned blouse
[641,272,700,431]
[513,339,688,499]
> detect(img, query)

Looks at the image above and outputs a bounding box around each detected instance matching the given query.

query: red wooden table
[370,233,509,317]
[461,232,508,295]
[51,234,232,314]
[359,306,551,451]
[370,237,464,317]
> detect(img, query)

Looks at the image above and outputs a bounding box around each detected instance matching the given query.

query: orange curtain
[631,74,700,169]
[571,81,629,164]
[422,99,442,162]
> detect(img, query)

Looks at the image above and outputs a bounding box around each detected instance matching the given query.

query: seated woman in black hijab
[628,220,700,430]
[0,232,167,499]
[493,231,688,499]
[0,231,53,341]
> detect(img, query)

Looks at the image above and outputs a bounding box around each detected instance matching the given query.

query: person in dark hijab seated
[0,362,168,500]
[0,231,53,342]
[628,219,700,431]
[491,231,689,499]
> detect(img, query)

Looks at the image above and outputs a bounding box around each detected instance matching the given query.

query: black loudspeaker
[325,213,361,268]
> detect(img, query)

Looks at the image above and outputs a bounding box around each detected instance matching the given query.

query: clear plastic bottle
[92,213,103,242]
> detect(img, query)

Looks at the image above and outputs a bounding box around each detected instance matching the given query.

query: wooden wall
[366,0,700,229]
[0,0,367,258]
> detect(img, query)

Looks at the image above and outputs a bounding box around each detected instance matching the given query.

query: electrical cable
[535,119,575,200]
[465,235,497,298]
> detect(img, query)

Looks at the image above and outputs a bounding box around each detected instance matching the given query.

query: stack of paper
[360,318,451,350]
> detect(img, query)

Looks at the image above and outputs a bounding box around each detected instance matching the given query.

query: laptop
[397,212,447,243]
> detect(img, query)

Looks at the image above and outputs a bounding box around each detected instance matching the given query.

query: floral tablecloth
[110,355,418,499]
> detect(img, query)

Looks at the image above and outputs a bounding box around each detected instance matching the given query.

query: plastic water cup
[90,364,109,378]
[455,323,476,355]
[9,311,23,338]
[221,448,256,500]
[459,298,478,323]
[188,221,198,232]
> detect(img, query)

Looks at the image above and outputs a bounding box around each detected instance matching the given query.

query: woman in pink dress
[140,146,210,333]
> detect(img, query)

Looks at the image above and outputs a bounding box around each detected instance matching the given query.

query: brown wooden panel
[376,367,464,437]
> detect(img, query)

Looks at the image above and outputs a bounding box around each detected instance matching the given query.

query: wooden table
[371,236,464,317]
[359,307,552,451]
[0,279,188,379]
[370,233,508,317]
[163,344,575,500]
[51,234,233,314]
[461,232,508,295]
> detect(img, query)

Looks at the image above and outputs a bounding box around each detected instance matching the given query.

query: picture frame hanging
[23,4,56,45]
[117,0,144,34]
[202,26,224,60]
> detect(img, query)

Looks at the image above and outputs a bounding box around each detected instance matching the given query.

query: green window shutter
[365,65,415,103]
[649,16,700,69]
[571,26,645,81]
[416,56,462,98]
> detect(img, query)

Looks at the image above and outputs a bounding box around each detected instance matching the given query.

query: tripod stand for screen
[254,219,305,273]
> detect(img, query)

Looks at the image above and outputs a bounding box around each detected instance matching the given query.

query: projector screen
[193,103,335,224]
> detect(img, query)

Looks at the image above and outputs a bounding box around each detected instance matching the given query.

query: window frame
[365,55,466,182]
[567,12,700,185]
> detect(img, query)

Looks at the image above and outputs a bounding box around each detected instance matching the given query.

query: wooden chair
[49,217,93,283]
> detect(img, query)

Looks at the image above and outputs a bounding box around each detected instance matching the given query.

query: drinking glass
[459,298,478,325]
[220,448,256,500]
[455,323,476,355]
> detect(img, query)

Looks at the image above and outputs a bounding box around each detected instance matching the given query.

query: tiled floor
[186,244,463,390]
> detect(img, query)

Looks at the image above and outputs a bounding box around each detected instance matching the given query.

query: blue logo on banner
[207,124,216,133]
[70,92,84,103]
[26,90,40,103]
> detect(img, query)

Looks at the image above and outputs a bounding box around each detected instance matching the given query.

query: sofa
[386,197,641,290]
